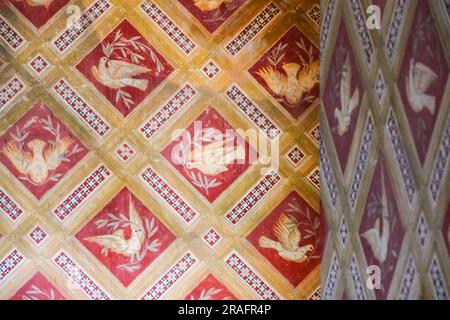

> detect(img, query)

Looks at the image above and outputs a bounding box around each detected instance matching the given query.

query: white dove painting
[162,108,254,203]
[8,0,69,29]
[76,20,174,117]
[334,53,360,136]
[178,0,246,33]
[323,22,365,173]
[0,102,88,199]
[250,27,320,120]
[13,0,55,9]
[248,191,320,287]
[359,157,404,299]
[76,188,176,287]
[186,274,236,300]
[398,0,449,164]
[361,172,390,263]
[405,59,438,115]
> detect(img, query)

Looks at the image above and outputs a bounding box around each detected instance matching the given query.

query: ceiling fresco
[0,0,320,300]
[321,0,450,300]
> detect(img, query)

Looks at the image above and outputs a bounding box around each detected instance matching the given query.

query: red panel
[76,19,174,117]
[76,188,176,287]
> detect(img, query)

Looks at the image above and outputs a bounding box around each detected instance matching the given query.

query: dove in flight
[185,136,246,176]
[257,61,319,106]
[13,0,54,9]
[92,57,151,91]
[1,138,74,185]
[194,0,233,12]
[406,59,438,114]
[84,196,145,257]
[334,54,360,136]
[259,214,314,263]
[361,172,390,263]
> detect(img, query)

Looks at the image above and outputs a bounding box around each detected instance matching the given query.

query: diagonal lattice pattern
[0,0,320,300]
[321,0,450,300]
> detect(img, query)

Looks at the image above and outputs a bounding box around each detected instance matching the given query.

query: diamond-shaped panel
[177,0,246,33]
[0,102,89,199]
[359,154,404,299]
[115,140,136,163]
[28,225,49,247]
[202,228,222,250]
[76,188,176,287]
[323,21,363,172]
[161,107,256,203]
[185,274,236,300]
[285,145,306,169]
[10,272,65,300]
[396,0,449,164]
[27,53,52,77]
[201,60,221,80]
[247,191,320,287]
[76,19,174,117]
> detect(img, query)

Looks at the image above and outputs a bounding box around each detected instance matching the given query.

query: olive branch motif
[296,37,316,66]
[202,1,241,23]
[172,128,226,195]
[101,29,165,109]
[286,202,320,262]
[365,190,400,277]
[22,286,57,301]
[267,42,287,68]
[94,213,161,273]
[7,115,83,184]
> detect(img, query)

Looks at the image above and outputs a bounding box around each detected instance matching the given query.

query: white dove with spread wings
[257,61,319,106]
[2,137,74,185]
[84,196,145,257]
[406,59,438,114]
[362,173,390,264]
[334,54,360,136]
[259,214,314,263]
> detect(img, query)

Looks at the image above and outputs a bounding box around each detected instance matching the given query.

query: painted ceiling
[321,0,450,300]
[0,0,320,300]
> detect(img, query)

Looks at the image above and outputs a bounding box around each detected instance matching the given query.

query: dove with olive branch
[91,29,165,109]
